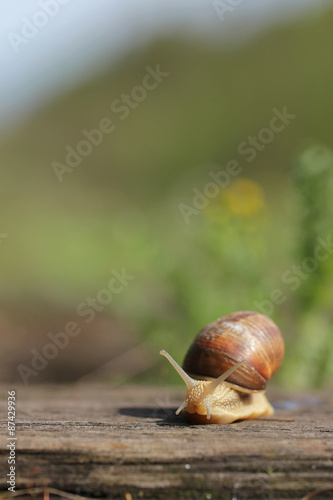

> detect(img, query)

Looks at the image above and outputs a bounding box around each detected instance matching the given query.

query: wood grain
[0,384,333,499]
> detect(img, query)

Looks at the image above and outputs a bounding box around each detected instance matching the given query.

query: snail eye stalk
[160,349,196,390]
[207,360,247,394]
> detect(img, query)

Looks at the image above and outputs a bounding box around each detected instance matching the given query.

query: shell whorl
[182,311,284,391]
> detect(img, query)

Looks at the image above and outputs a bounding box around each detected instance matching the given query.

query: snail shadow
[118,406,186,426]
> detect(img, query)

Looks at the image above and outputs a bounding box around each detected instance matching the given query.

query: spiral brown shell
[182,311,284,391]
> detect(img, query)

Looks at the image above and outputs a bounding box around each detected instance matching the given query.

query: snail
[160,311,284,424]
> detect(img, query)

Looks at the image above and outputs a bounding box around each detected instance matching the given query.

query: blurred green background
[1,3,333,389]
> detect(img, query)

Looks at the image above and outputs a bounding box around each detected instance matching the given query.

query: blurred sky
[0,0,331,135]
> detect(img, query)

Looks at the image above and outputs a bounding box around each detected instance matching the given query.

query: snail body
[160,311,284,424]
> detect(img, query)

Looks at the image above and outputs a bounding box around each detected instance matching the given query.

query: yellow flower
[222,179,266,217]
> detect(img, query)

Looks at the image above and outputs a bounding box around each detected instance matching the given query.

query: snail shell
[182,311,284,391]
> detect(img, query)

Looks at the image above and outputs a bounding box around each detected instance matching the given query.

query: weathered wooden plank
[0,384,333,499]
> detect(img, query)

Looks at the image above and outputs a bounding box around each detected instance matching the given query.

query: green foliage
[1,7,333,387]
[284,143,333,388]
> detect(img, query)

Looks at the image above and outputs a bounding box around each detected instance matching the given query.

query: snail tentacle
[160,349,196,390]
